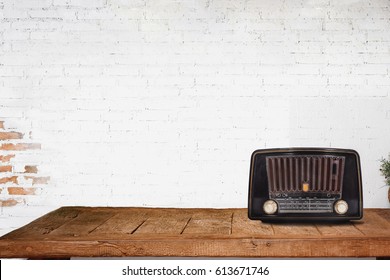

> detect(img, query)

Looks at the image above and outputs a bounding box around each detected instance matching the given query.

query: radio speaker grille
[266,155,345,195]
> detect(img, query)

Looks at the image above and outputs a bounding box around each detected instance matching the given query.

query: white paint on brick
[1,0,390,235]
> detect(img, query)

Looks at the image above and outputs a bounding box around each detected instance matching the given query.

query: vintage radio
[248,148,363,222]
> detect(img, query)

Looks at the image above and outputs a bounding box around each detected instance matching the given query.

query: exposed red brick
[7,187,36,195]
[24,165,38,173]
[0,143,41,151]
[0,176,18,184]
[0,155,15,162]
[0,131,24,140]
[24,176,49,185]
[0,166,12,172]
[0,199,19,207]
[0,121,4,129]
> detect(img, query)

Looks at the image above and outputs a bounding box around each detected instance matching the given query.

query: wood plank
[48,210,115,237]
[89,209,151,237]
[315,222,364,237]
[0,237,389,258]
[182,209,232,235]
[271,223,321,236]
[0,207,81,239]
[133,210,192,234]
[0,208,390,258]
[372,208,390,224]
[231,209,274,236]
[353,210,390,236]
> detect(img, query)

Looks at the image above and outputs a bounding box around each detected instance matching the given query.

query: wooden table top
[0,207,390,258]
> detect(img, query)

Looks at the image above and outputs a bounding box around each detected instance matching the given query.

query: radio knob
[334,200,348,215]
[263,200,278,215]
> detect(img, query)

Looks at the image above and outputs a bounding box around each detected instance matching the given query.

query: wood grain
[134,210,191,235]
[315,222,364,237]
[89,210,150,237]
[48,210,115,237]
[272,223,320,236]
[353,210,390,236]
[0,207,389,258]
[231,209,274,236]
[0,207,81,239]
[182,209,232,235]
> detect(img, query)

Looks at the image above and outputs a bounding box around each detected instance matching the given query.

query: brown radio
[248,148,363,222]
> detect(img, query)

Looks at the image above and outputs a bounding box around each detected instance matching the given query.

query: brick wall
[1,0,390,234]
[0,120,50,234]
[0,125,47,201]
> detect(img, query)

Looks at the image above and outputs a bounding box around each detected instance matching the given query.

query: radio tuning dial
[334,200,348,215]
[263,200,278,215]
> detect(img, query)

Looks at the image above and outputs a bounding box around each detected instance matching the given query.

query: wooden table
[0,207,389,259]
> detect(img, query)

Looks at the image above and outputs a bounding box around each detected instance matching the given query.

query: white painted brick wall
[1,0,390,235]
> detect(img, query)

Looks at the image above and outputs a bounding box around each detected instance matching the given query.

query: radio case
[248,148,363,222]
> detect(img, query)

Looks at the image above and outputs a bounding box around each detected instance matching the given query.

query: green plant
[380,155,390,203]
[380,155,390,187]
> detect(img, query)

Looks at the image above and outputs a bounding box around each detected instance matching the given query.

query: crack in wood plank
[131,219,148,234]
[352,222,366,236]
[180,217,192,235]
[88,215,118,235]
[270,224,275,235]
[230,212,234,235]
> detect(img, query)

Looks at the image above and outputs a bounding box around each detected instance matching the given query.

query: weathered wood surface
[0,207,389,258]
